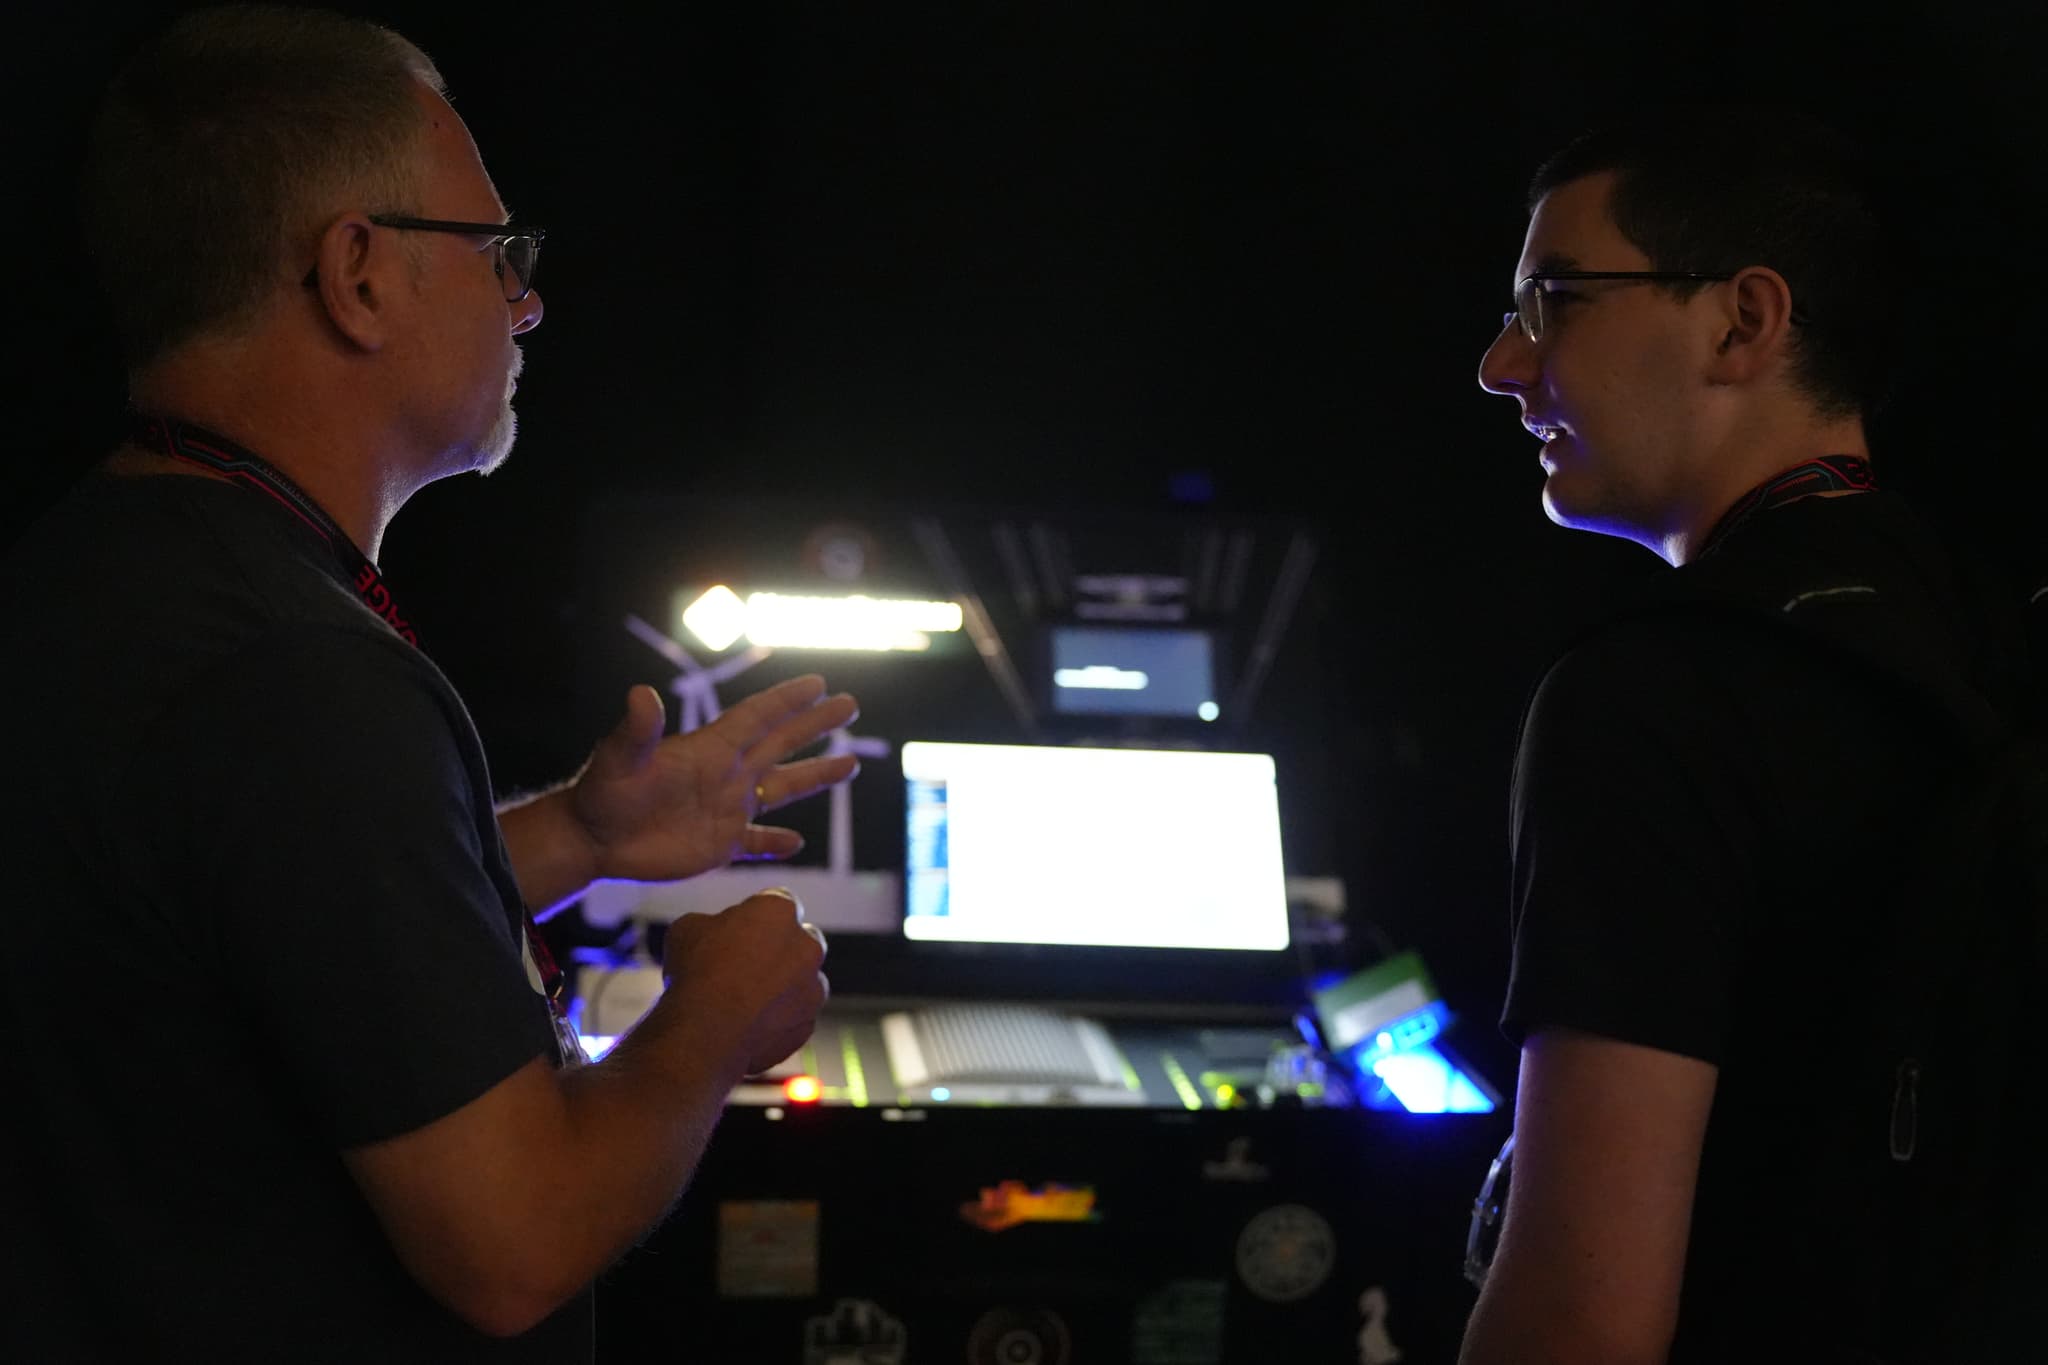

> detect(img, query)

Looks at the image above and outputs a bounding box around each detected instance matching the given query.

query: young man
[1461,111,2032,1364]
[4,8,856,1360]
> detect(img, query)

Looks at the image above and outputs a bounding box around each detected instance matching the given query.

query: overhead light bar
[680,586,964,653]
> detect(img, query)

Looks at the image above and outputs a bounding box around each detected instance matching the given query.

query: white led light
[681,587,964,653]
[1053,665,1151,692]
[743,593,962,652]
[681,585,747,651]
[1198,701,1220,722]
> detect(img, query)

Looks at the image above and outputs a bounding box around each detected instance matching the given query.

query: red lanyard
[127,414,571,1019]
[129,414,421,645]
[1698,454,1877,558]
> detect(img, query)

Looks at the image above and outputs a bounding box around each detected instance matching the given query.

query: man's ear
[1705,265,1797,385]
[308,214,397,353]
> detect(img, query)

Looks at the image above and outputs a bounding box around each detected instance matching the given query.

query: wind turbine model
[623,613,773,735]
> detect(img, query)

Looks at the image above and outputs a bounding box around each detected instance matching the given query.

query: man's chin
[1541,482,1663,556]
[473,407,519,477]
[1540,478,1615,536]
[1539,475,1583,530]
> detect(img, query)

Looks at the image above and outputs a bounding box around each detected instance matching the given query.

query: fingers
[663,888,819,980]
[750,887,827,966]
[623,683,667,743]
[712,675,834,751]
[587,684,666,780]
[750,752,861,817]
[738,826,805,861]
[745,691,860,768]
[671,889,829,1075]
[738,752,860,863]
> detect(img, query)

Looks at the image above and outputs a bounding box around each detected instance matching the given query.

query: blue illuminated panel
[1369,1044,1495,1114]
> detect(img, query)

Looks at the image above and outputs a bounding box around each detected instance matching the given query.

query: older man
[4,7,854,1360]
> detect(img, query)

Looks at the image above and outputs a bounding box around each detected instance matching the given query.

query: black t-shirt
[1503,492,2027,1363]
[0,473,589,1362]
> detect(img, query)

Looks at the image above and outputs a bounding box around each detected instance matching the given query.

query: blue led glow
[1393,1009,1441,1048]
[1291,1007,1328,1053]
[578,1034,620,1062]
[1335,997,1492,1114]
[1353,1001,1449,1070]
[931,1087,952,1102]
[1370,1044,1494,1114]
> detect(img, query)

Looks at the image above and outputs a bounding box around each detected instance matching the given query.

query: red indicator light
[784,1075,823,1104]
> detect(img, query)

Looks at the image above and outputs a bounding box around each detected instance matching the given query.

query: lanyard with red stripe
[1698,454,1877,558]
[127,413,572,1021]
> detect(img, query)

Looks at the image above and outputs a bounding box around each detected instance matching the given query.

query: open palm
[569,675,861,883]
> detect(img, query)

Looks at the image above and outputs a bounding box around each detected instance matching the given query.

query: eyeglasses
[367,214,546,301]
[1503,271,1736,344]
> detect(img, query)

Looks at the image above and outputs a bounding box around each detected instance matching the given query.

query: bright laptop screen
[902,742,1289,952]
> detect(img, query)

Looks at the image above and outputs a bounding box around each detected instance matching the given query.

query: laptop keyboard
[881,1003,1125,1088]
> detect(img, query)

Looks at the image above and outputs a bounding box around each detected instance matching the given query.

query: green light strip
[1160,1053,1205,1111]
[1119,1055,1144,1093]
[840,1028,869,1108]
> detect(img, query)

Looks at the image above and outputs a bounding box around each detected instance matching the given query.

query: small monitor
[1048,625,1218,721]
[901,741,1289,952]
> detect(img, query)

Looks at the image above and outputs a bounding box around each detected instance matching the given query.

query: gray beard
[474,399,517,476]
[472,347,525,477]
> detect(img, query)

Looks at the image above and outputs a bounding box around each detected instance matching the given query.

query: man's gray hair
[82,5,447,373]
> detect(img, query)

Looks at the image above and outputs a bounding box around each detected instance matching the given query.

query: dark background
[13,2,2046,1086]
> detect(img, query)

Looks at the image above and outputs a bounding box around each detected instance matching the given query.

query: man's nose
[511,287,544,336]
[1477,321,1534,396]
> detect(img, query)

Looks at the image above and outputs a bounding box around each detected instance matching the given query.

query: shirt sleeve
[124,623,558,1149]
[1502,622,1769,1065]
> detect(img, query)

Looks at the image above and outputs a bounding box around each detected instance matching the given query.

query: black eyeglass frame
[1504,270,1811,344]
[367,215,546,301]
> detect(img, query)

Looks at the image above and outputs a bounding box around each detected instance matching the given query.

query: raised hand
[568,675,860,884]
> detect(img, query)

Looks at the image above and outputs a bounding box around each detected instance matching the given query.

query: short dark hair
[1529,106,1899,421]
[81,5,446,374]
